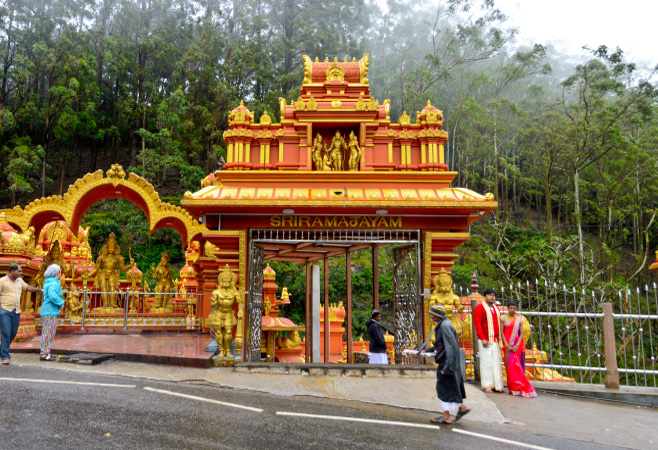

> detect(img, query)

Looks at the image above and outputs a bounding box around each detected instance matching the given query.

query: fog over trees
[1,0,657,289]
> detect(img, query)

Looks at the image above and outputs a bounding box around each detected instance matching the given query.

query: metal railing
[36,289,202,331]
[460,281,658,388]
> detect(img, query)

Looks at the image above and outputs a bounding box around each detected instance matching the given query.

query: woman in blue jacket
[40,264,64,361]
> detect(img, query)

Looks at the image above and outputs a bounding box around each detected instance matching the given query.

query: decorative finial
[471,272,479,294]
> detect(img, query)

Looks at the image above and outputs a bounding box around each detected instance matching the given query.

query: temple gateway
[0,53,496,365]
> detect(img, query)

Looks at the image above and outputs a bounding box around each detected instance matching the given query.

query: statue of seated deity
[210,265,241,358]
[150,252,175,313]
[428,268,464,339]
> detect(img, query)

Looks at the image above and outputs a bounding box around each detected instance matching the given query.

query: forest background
[1,0,657,336]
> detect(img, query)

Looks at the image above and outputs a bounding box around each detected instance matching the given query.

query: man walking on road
[474,288,504,393]
[429,303,470,424]
[0,264,42,365]
[366,310,388,364]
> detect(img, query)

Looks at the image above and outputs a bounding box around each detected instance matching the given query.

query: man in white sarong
[473,289,504,393]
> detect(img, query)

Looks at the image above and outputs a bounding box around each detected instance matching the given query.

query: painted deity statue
[92,233,134,312]
[347,131,361,171]
[150,252,175,313]
[32,240,67,314]
[328,130,347,171]
[210,264,241,358]
[428,268,464,339]
[312,133,325,171]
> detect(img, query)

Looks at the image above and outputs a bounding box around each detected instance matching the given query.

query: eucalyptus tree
[559,46,657,284]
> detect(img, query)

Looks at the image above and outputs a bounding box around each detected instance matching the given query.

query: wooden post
[305,261,311,361]
[602,303,620,389]
[324,257,330,363]
[372,244,379,310]
[346,251,353,364]
[471,299,480,382]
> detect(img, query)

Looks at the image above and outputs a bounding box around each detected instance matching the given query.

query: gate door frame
[246,241,264,362]
[393,243,422,364]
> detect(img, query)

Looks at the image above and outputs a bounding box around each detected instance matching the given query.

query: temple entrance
[247,228,421,363]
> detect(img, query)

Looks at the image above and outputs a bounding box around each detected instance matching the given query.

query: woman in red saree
[502,301,537,398]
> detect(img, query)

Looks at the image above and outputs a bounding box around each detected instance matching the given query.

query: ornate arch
[1,164,207,246]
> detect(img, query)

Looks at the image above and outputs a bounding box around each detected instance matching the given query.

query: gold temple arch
[1,164,207,246]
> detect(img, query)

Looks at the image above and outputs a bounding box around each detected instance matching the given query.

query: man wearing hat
[366,310,388,364]
[474,289,504,393]
[429,303,470,424]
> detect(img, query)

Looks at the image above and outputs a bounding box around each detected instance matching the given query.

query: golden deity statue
[126,264,143,313]
[64,281,85,320]
[428,269,464,339]
[150,252,175,313]
[281,287,291,304]
[312,133,325,171]
[32,240,67,314]
[328,130,346,171]
[210,264,241,358]
[347,131,361,171]
[92,233,134,313]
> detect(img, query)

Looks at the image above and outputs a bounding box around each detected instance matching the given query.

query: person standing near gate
[39,264,65,361]
[0,264,42,365]
[474,288,504,393]
[429,304,470,424]
[366,310,388,364]
[502,300,537,398]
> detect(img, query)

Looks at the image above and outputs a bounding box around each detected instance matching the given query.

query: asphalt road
[1,365,628,450]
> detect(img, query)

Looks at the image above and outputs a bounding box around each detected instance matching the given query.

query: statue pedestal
[15,313,38,341]
[149,307,173,314]
[91,306,124,315]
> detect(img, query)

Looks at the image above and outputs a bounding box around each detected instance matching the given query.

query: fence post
[602,303,620,389]
[470,299,480,383]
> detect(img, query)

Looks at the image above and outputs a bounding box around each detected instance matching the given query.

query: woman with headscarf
[39,264,64,361]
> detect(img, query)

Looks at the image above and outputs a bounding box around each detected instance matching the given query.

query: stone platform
[11,333,214,368]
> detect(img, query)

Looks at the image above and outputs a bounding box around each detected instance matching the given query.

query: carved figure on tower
[428,268,464,339]
[210,264,241,358]
[92,233,134,312]
[312,133,325,171]
[347,131,361,171]
[328,130,347,171]
[150,251,175,313]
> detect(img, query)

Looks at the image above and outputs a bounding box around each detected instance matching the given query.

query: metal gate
[246,242,264,362]
[393,244,422,363]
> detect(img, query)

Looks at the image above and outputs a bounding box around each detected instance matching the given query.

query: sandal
[44,354,57,361]
[2,359,9,365]
[40,355,47,361]
[455,408,471,421]
[430,416,452,425]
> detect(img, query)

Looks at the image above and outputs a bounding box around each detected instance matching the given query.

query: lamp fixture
[282,209,295,214]
[375,210,388,215]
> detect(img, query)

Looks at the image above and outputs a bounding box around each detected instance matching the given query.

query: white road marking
[452,429,554,450]
[0,377,135,388]
[143,387,263,412]
[275,411,440,430]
